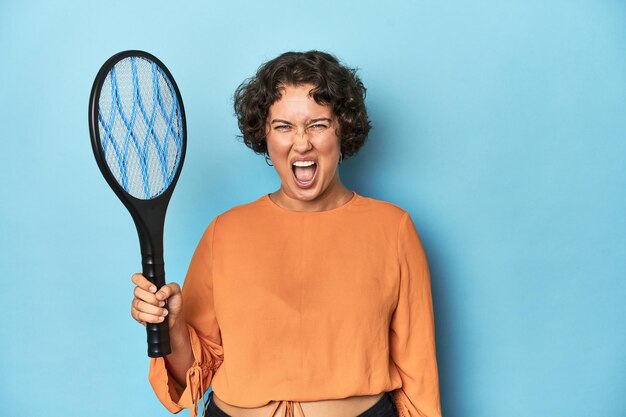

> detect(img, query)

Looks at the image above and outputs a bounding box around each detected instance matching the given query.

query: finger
[133,298,169,317]
[133,286,164,306]
[131,306,167,324]
[131,273,157,294]
[130,304,148,326]
[132,313,146,326]
[155,282,181,301]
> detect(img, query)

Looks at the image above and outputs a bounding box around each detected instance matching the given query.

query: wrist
[168,318,189,349]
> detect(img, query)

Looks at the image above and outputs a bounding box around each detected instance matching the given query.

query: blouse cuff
[148,323,219,417]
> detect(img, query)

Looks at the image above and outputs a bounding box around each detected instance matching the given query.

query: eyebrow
[270,119,293,125]
[270,118,333,125]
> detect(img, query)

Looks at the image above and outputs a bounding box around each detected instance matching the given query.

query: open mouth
[292,160,317,188]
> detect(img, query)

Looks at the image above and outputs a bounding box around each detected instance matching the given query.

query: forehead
[269,84,332,118]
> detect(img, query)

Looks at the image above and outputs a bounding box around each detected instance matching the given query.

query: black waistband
[356,392,396,417]
[205,391,397,417]
[206,391,232,417]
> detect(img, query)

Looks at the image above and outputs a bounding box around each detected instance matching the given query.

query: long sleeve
[390,213,442,417]
[148,217,225,417]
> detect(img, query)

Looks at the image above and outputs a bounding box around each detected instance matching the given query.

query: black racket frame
[88,50,187,358]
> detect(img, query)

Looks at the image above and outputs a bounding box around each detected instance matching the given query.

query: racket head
[88,50,187,216]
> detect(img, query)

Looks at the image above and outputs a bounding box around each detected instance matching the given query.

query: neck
[271,178,353,212]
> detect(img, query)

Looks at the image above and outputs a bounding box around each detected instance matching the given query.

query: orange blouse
[148,192,442,417]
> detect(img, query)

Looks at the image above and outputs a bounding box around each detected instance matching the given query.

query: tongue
[294,165,315,182]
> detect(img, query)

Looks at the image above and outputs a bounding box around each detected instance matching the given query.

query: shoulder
[208,195,275,235]
[352,193,410,224]
[352,194,425,246]
[219,195,270,218]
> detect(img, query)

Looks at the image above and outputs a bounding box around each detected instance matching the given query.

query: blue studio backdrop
[0,1,624,416]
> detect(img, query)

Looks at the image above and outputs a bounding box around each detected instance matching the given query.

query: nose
[292,128,312,153]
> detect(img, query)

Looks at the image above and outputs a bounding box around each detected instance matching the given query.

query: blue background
[1,1,624,416]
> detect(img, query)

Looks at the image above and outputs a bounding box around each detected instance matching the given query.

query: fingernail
[149,286,157,293]
[159,301,165,307]
[162,309,168,316]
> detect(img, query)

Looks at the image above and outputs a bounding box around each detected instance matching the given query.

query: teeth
[292,160,316,167]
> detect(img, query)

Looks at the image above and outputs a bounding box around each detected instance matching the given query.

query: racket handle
[143,255,172,358]
[146,320,171,358]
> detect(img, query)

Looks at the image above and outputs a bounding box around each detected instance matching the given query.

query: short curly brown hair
[233,50,371,160]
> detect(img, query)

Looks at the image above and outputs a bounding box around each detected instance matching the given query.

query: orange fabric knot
[187,363,206,417]
[267,400,305,417]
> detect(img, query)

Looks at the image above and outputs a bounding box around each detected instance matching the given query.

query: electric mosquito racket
[88,50,187,357]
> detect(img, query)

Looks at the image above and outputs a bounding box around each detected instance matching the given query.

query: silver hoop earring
[264,152,273,167]
[338,152,343,165]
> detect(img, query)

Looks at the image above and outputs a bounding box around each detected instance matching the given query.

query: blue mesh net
[97,56,184,200]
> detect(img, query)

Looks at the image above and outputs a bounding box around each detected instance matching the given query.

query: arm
[390,213,442,417]
[163,316,194,388]
[147,217,225,416]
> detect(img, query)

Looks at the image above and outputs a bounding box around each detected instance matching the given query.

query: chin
[289,188,324,201]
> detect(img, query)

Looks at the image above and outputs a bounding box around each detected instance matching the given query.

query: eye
[274,124,292,132]
[308,123,329,130]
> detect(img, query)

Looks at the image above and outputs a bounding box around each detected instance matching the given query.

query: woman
[131,51,442,417]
